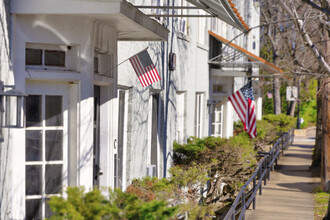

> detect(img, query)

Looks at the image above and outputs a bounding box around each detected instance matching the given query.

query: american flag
[129,50,160,87]
[228,81,257,138]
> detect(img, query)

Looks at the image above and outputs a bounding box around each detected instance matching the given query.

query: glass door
[211,104,223,137]
[25,82,69,219]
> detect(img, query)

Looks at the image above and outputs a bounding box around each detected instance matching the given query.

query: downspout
[163,0,175,178]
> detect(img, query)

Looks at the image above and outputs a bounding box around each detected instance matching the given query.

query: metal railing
[222,129,294,220]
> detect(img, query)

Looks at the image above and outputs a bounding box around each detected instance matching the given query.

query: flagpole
[101,47,149,75]
[214,98,227,109]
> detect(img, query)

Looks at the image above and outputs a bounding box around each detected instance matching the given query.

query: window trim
[194,92,204,138]
[25,43,79,72]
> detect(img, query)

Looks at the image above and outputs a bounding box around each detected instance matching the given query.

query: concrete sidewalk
[245,135,320,220]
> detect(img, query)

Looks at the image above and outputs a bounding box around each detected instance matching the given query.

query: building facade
[0,0,280,219]
[1,0,168,218]
[117,0,263,188]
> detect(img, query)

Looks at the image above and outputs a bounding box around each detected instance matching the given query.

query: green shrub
[173,137,207,163]
[129,165,212,220]
[256,120,275,140]
[262,114,296,133]
[47,187,109,220]
[300,99,317,129]
[47,187,177,220]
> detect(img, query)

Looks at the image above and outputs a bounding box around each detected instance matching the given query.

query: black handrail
[222,129,294,220]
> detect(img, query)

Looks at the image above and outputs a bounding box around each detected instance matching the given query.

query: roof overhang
[186,0,249,32]
[208,30,283,73]
[11,0,169,41]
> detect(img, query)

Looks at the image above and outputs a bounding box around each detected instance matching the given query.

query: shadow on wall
[0,0,15,218]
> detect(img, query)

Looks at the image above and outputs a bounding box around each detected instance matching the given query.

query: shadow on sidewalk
[276,182,319,192]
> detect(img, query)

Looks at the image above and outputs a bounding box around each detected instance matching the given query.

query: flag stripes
[129,50,160,87]
[228,82,257,139]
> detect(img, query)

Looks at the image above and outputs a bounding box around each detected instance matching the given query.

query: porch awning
[186,0,249,32]
[11,0,169,41]
[208,31,283,73]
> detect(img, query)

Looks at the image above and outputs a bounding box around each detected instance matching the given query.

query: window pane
[26,49,42,65]
[26,130,42,161]
[46,96,62,126]
[94,56,99,74]
[45,199,53,218]
[5,96,18,126]
[26,165,41,195]
[45,50,65,67]
[46,130,63,161]
[26,95,42,127]
[46,164,62,194]
[26,199,42,220]
[215,112,220,123]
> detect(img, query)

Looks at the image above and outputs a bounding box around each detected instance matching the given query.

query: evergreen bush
[47,187,177,220]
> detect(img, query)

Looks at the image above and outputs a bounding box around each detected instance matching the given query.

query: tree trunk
[287,101,296,116]
[273,76,281,114]
[321,77,330,191]
[321,15,330,190]
[312,79,324,172]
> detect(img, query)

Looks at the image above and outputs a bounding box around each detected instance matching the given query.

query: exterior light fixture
[0,81,26,128]
[169,52,176,71]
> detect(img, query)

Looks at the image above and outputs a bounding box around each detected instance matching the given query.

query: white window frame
[194,93,204,138]
[211,104,224,137]
[114,88,129,190]
[25,82,70,219]
[178,0,188,35]
[147,92,161,178]
[176,92,186,144]
[26,43,79,72]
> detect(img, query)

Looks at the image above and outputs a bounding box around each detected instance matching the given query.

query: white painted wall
[2,0,263,217]
[117,0,262,187]
[7,13,119,218]
[0,0,15,219]
[210,0,262,137]
[118,0,211,185]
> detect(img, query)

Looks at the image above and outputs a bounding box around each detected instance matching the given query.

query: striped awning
[208,31,283,73]
[186,0,249,32]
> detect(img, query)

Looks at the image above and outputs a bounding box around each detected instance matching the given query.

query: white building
[1,0,168,219]
[0,0,282,219]
[117,0,281,188]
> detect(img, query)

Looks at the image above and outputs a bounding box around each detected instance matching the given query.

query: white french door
[148,93,160,178]
[114,89,128,189]
[211,104,224,137]
[194,93,204,138]
[25,81,69,219]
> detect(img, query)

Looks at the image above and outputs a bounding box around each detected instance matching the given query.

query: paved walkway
[246,134,320,220]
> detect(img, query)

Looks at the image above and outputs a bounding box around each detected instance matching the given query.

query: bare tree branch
[301,0,330,16]
[278,0,330,75]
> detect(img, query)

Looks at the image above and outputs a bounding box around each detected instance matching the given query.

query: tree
[259,0,330,190]
[274,0,330,190]
[259,0,324,116]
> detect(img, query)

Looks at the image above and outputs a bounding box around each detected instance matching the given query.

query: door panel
[25,81,69,219]
[93,86,101,186]
[115,90,127,189]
